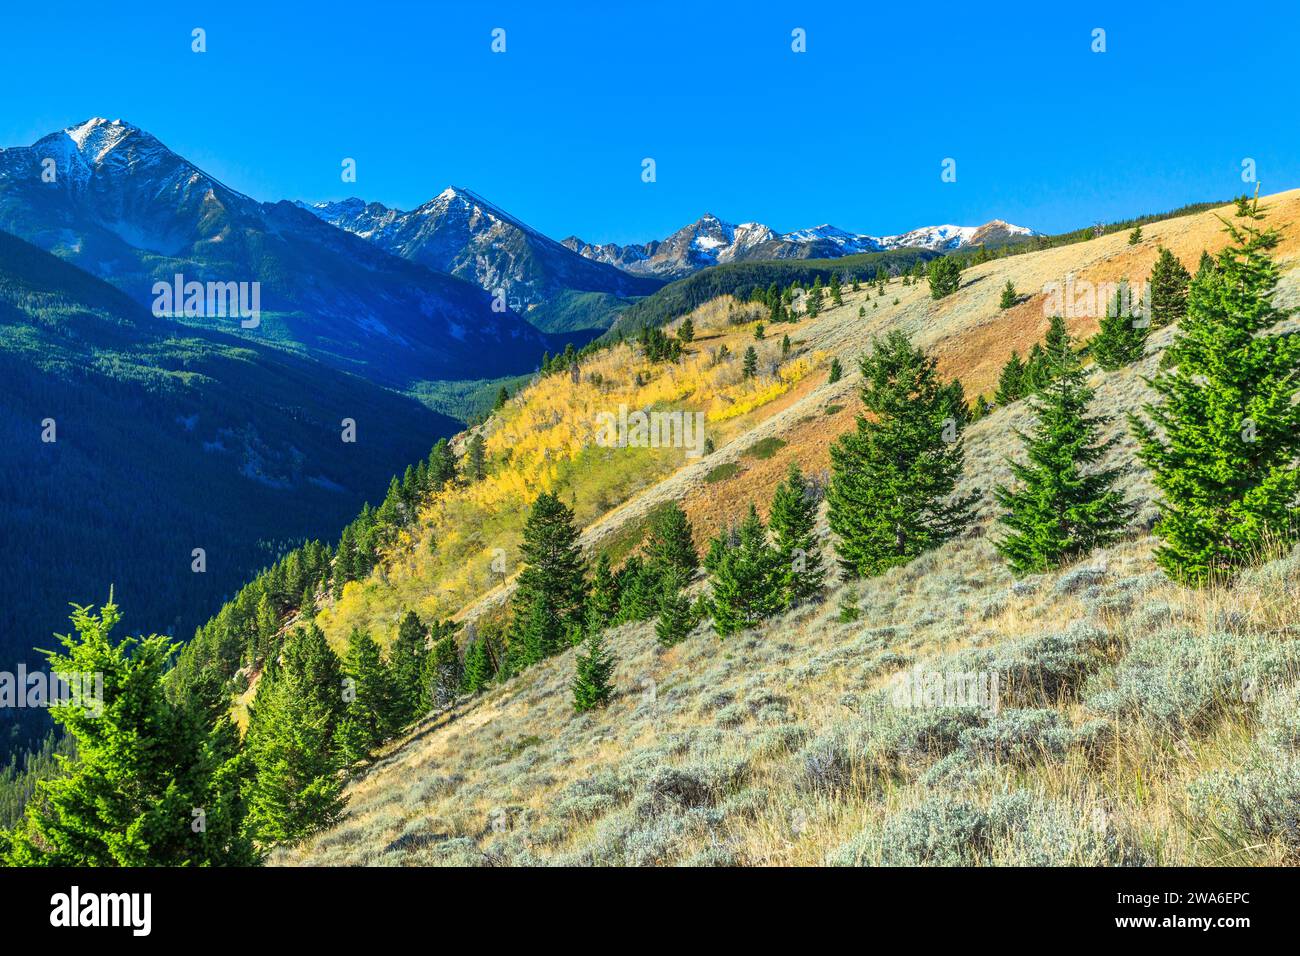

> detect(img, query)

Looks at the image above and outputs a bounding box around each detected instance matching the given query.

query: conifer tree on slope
[461,632,497,694]
[643,502,699,579]
[508,491,588,670]
[243,625,347,845]
[710,504,783,637]
[995,322,1134,574]
[4,600,256,865]
[572,630,616,713]
[995,350,1027,404]
[1148,246,1191,329]
[1090,283,1148,370]
[337,626,398,762]
[828,331,976,577]
[654,567,695,647]
[1130,206,1300,584]
[584,553,619,635]
[426,628,463,708]
[768,462,825,606]
[388,610,429,723]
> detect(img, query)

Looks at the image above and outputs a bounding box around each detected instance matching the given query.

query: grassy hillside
[257,189,1300,867]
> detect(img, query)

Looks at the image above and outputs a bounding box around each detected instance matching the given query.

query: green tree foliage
[3,600,256,865]
[337,627,397,763]
[426,628,463,708]
[507,492,588,671]
[995,350,1027,405]
[828,331,976,577]
[461,630,497,694]
[927,257,962,299]
[999,280,1018,310]
[493,386,510,411]
[1130,207,1300,584]
[1149,247,1191,329]
[1128,226,1143,245]
[655,568,696,647]
[643,503,699,580]
[742,346,759,379]
[465,433,487,483]
[572,631,616,713]
[243,624,347,846]
[995,323,1134,574]
[709,505,783,637]
[678,317,695,343]
[828,356,843,384]
[388,610,430,723]
[768,463,825,606]
[1090,283,1148,370]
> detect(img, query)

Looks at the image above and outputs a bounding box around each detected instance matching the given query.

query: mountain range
[561,214,1034,280]
[0,119,547,387]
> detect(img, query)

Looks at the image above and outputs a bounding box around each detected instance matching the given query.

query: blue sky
[2,0,1297,244]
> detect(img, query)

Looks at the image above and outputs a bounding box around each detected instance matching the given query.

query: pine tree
[995,322,1134,574]
[465,433,487,482]
[768,462,825,606]
[830,273,843,305]
[584,553,619,635]
[493,386,510,411]
[995,351,1027,405]
[828,331,976,577]
[1090,283,1148,370]
[1130,205,1300,584]
[1128,226,1143,245]
[613,555,659,624]
[508,492,588,668]
[1149,246,1191,329]
[828,357,843,384]
[927,257,962,299]
[388,610,429,723]
[643,503,698,579]
[999,280,1018,310]
[742,346,759,379]
[655,568,695,647]
[338,627,397,762]
[427,630,463,708]
[243,626,347,846]
[460,634,496,694]
[709,504,783,637]
[679,316,695,343]
[4,600,256,865]
[572,630,616,713]
[754,322,765,340]
[782,334,791,357]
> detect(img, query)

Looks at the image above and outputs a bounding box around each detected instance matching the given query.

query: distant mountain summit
[299,187,661,311]
[563,214,1035,279]
[0,119,547,386]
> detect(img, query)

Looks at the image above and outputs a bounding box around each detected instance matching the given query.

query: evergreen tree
[999,280,1018,310]
[927,257,962,299]
[584,553,619,635]
[1196,249,1216,280]
[782,334,791,357]
[507,492,588,669]
[754,322,766,340]
[4,600,256,865]
[995,323,1134,574]
[572,631,616,713]
[465,433,487,482]
[427,438,458,488]
[388,610,430,722]
[830,273,843,305]
[426,630,463,708]
[460,633,497,694]
[1128,226,1143,245]
[612,555,659,624]
[709,505,783,637]
[828,357,843,384]
[828,332,976,577]
[995,350,1027,405]
[769,462,825,606]
[1130,206,1300,584]
[643,503,698,579]
[493,386,510,411]
[1090,283,1148,370]
[654,568,695,647]
[678,316,695,343]
[1149,246,1191,329]
[742,346,759,379]
[243,625,347,846]
[337,627,397,762]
